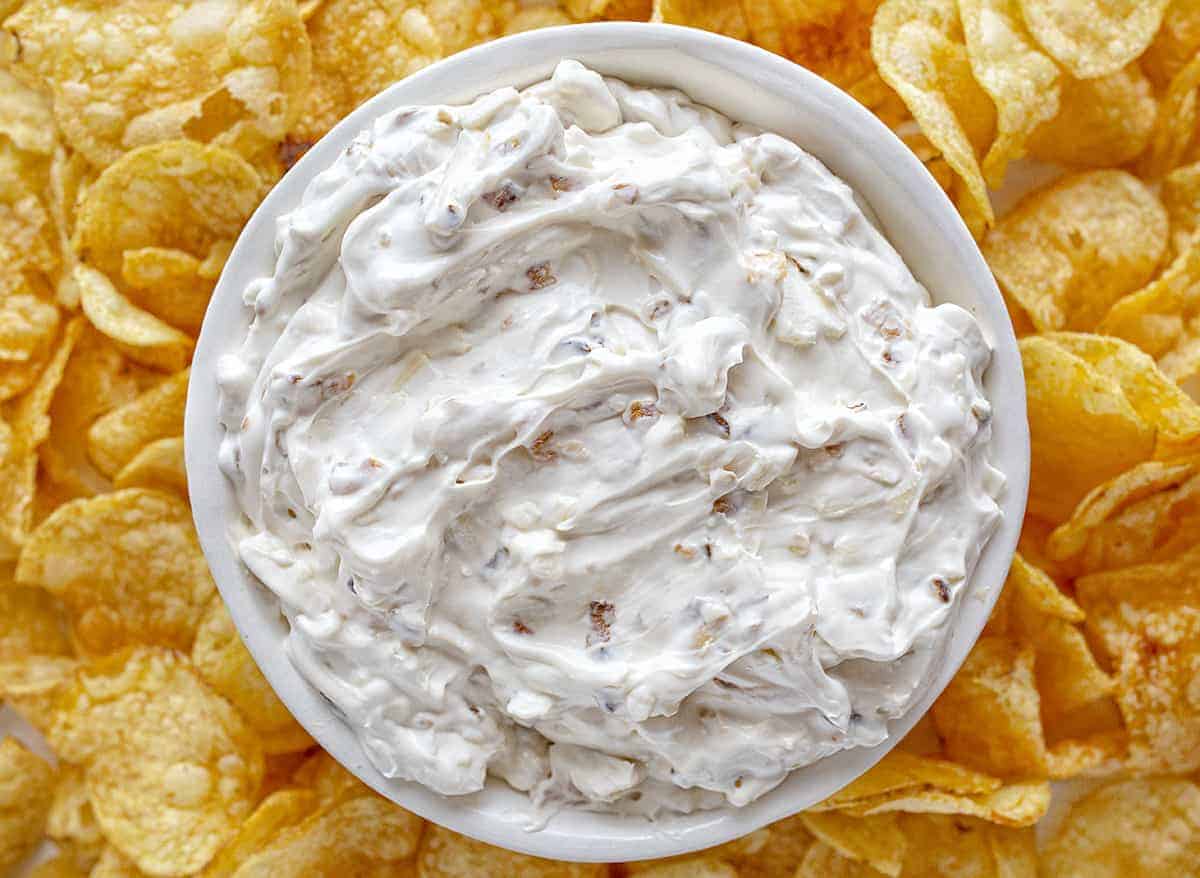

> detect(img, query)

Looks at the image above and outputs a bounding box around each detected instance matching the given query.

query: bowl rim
[185,20,1030,863]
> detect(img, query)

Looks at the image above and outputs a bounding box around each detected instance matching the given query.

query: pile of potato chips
[0,0,1198,875]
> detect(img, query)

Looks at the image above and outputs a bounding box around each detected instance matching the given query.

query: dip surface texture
[217,60,1003,817]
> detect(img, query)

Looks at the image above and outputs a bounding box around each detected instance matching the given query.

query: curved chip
[0,67,56,155]
[1018,0,1171,79]
[653,0,749,38]
[872,0,995,237]
[76,265,194,372]
[0,736,55,874]
[6,0,311,168]
[15,487,215,655]
[983,171,1167,333]
[1042,778,1200,877]
[120,248,213,336]
[1143,0,1200,89]
[0,581,71,659]
[0,142,58,303]
[202,788,319,878]
[113,435,188,498]
[192,597,313,755]
[799,812,907,878]
[418,823,606,878]
[87,369,189,478]
[49,647,264,876]
[957,0,1059,188]
[1027,65,1157,169]
[46,766,106,869]
[1139,52,1200,180]
[741,0,879,91]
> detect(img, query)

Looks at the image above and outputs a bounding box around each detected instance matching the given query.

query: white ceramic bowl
[185,21,1029,864]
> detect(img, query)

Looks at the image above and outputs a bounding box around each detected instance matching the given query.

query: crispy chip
[192,597,313,755]
[0,654,76,734]
[0,294,59,365]
[89,846,148,878]
[741,0,880,90]
[502,6,576,34]
[288,751,368,807]
[796,842,878,878]
[46,147,93,310]
[1018,0,1170,78]
[28,853,91,878]
[87,368,189,478]
[799,812,907,878]
[1076,544,1200,773]
[0,736,54,873]
[1143,0,1200,88]
[47,765,106,869]
[113,435,188,498]
[77,265,194,373]
[1139,52,1200,180]
[984,172,1167,333]
[626,814,813,878]
[201,788,318,878]
[839,780,1050,827]
[653,0,749,38]
[74,140,261,332]
[957,0,1059,187]
[872,0,995,236]
[0,580,71,658]
[634,861,736,878]
[0,142,58,302]
[16,487,215,655]
[49,647,265,876]
[1162,161,1200,257]
[0,66,56,155]
[1026,65,1157,168]
[1041,778,1200,877]
[418,824,606,878]
[6,0,312,168]
[1020,336,1155,522]
[814,750,1002,811]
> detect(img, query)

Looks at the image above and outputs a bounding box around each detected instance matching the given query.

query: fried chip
[501,6,576,34]
[839,780,1051,827]
[1026,65,1157,168]
[16,487,215,655]
[0,654,77,735]
[288,750,367,807]
[872,0,995,237]
[0,294,59,364]
[1020,336,1155,522]
[192,597,313,755]
[957,0,1059,187]
[28,853,91,878]
[1041,778,1200,877]
[1143,0,1200,88]
[813,750,1002,811]
[0,580,71,658]
[653,0,749,38]
[121,248,214,336]
[5,0,312,168]
[1076,544,1200,773]
[47,765,106,869]
[1018,0,1170,79]
[113,435,188,498]
[0,736,55,873]
[1139,52,1200,180]
[624,815,812,877]
[49,647,265,876]
[634,861,736,878]
[418,823,606,878]
[89,846,149,878]
[0,142,58,301]
[796,842,878,878]
[76,265,194,373]
[1162,161,1200,257]
[87,368,189,478]
[799,812,907,878]
[741,0,881,91]
[984,172,1167,333]
[0,67,56,155]
[201,788,318,878]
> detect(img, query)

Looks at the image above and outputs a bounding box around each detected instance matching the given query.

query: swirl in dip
[216,60,1003,817]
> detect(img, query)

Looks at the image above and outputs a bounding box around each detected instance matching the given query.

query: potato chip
[76,265,194,373]
[1076,544,1200,773]
[121,248,214,336]
[742,0,881,91]
[813,751,1002,812]
[258,750,312,800]
[957,0,1059,188]
[50,647,265,876]
[565,0,651,21]
[799,812,906,877]
[503,6,576,33]
[0,142,58,305]
[0,66,55,155]
[635,861,736,878]
[0,316,81,552]
[872,0,995,236]
[1139,52,1200,180]
[16,487,215,655]
[192,597,313,755]
[46,147,92,310]
[1018,0,1170,79]
[113,435,188,498]
[1020,336,1155,522]
[288,751,367,808]
[0,580,71,658]
[1162,161,1200,256]
[984,172,1167,333]
[87,368,189,478]
[653,0,749,38]
[0,736,54,873]
[902,816,1035,878]
[796,842,878,878]
[418,824,606,878]
[842,780,1050,827]
[89,846,149,878]
[931,636,1047,777]
[1026,65,1157,168]
[47,765,106,869]
[6,0,312,168]
[1041,778,1200,877]
[1143,0,1200,88]
[0,654,77,734]
[201,788,318,878]
[28,854,91,878]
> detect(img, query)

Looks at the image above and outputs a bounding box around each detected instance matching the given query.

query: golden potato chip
[872,0,995,236]
[653,0,749,38]
[0,142,58,307]
[288,751,367,807]
[565,0,651,21]
[1026,65,1157,168]
[0,294,59,364]
[957,0,1059,187]
[984,172,1167,333]
[0,316,82,552]
[799,812,906,877]
[841,779,1050,827]
[192,597,313,755]
[28,853,91,878]
[0,67,55,155]
[503,6,576,33]
[813,751,1002,812]
[46,147,93,310]
[16,487,215,655]
[6,0,312,168]
[1076,544,1200,773]
[796,842,878,878]
[113,435,187,498]
[1018,0,1170,79]
[1144,0,1200,87]
[201,788,318,878]
[1139,52,1200,180]
[76,265,194,373]
[1162,161,1200,256]
[87,368,189,478]
[418,823,605,878]
[634,861,736,878]
[47,766,106,869]
[1041,778,1200,877]
[121,248,214,336]
[931,636,1047,777]
[0,580,71,658]
[0,736,54,873]
[895,713,943,757]
[0,654,77,734]
[258,750,312,800]
[89,846,149,878]
[624,816,811,877]
[50,647,265,876]
[1020,336,1155,522]
[1097,241,1200,369]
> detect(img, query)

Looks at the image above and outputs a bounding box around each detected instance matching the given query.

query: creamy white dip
[216,60,1003,818]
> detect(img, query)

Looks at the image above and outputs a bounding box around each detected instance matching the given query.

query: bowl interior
[185,22,1029,863]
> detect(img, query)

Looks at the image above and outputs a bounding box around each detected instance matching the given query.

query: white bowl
[185,21,1029,864]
